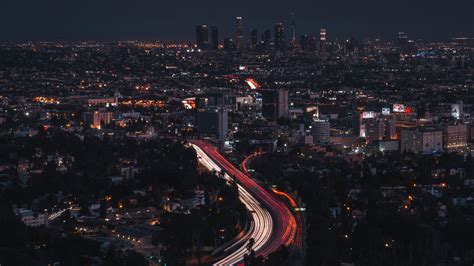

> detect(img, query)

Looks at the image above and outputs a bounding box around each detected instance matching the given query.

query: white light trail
[191,144,273,265]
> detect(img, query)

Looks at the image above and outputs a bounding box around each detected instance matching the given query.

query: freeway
[241,152,304,251]
[190,140,297,265]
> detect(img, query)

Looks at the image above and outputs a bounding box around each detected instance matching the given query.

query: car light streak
[190,140,297,265]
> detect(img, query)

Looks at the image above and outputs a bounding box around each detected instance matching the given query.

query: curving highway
[242,152,304,251]
[190,140,297,265]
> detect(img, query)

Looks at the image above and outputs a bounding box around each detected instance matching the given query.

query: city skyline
[1,0,472,41]
[0,1,473,265]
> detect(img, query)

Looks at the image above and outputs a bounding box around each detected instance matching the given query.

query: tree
[124,250,148,266]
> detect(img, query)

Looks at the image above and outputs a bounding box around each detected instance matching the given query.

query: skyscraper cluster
[195,15,329,51]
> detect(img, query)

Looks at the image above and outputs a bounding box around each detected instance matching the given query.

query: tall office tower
[320,28,327,42]
[444,124,467,152]
[235,16,244,49]
[274,23,286,50]
[319,28,327,51]
[196,25,209,49]
[400,128,443,154]
[263,29,272,49]
[262,89,289,121]
[290,12,296,48]
[210,26,219,50]
[197,108,228,140]
[250,29,258,49]
[312,120,331,144]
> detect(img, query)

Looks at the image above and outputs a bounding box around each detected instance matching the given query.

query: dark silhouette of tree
[124,250,148,266]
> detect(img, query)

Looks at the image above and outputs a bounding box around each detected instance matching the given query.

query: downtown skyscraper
[290,12,296,48]
[195,25,218,50]
[235,17,244,49]
[196,25,209,49]
[211,26,219,50]
[274,23,286,50]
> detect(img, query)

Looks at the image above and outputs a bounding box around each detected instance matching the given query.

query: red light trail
[242,152,304,250]
[190,140,297,265]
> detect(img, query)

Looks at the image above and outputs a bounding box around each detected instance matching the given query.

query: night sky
[1,0,473,41]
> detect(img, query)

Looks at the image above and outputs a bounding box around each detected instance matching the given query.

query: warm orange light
[272,188,298,209]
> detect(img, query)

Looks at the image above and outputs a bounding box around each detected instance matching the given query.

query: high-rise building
[196,25,209,49]
[290,12,296,48]
[274,23,286,50]
[262,89,289,121]
[319,28,327,51]
[197,108,228,140]
[383,117,398,140]
[235,17,244,49]
[210,26,219,50]
[444,124,467,152]
[250,29,258,49]
[365,119,385,142]
[263,29,272,49]
[312,120,331,144]
[320,28,327,42]
[400,128,443,154]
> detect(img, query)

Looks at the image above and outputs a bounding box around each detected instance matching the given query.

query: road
[241,152,304,251]
[190,140,296,265]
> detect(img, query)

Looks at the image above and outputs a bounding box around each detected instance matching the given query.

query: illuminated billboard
[382,108,390,115]
[362,111,375,119]
[182,98,196,109]
[451,104,461,119]
[393,104,406,113]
